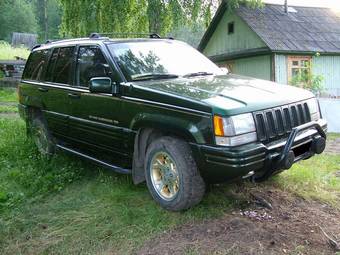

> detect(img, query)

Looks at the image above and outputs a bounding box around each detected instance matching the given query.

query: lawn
[0,88,18,113]
[0,88,339,254]
[0,42,30,60]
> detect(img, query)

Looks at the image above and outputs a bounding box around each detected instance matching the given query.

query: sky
[263,0,340,8]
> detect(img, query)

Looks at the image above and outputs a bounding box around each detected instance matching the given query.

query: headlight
[214,113,257,146]
[307,98,320,121]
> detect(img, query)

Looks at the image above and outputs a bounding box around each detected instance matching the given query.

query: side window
[45,48,59,82]
[45,47,75,84]
[54,47,75,84]
[22,50,49,81]
[76,46,110,87]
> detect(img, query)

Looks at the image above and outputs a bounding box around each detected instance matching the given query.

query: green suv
[18,33,327,211]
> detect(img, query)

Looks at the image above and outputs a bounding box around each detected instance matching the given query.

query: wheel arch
[131,121,203,185]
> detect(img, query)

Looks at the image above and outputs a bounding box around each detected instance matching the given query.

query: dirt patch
[137,188,340,255]
[0,102,17,106]
[0,112,19,118]
[325,138,340,154]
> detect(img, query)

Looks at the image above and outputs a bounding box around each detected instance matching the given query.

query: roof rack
[89,32,162,39]
[31,44,42,50]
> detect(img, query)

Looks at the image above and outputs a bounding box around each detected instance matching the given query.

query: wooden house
[198,2,340,97]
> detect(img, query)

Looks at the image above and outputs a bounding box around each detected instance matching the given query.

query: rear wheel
[30,116,55,156]
[145,136,205,211]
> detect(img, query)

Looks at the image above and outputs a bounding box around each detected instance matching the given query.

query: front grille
[254,101,311,143]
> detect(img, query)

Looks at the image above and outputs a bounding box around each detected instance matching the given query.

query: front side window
[76,46,110,87]
[45,47,75,84]
[108,41,223,81]
[22,49,50,81]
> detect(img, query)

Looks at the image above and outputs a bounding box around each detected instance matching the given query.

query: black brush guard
[253,121,327,182]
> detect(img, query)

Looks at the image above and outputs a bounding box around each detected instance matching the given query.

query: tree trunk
[44,0,48,40]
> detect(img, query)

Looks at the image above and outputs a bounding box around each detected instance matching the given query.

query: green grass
[0,112,339,254]
[0,118,237,254]
[272,153,340,206]
[0,104,17,113]
[0,88,17,102]
[0,42,30,60]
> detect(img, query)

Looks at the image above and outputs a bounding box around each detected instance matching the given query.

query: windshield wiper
[132,73,179,81]
[183,71,213,78]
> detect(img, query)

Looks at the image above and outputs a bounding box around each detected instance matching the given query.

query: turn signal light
[213,115,224,136]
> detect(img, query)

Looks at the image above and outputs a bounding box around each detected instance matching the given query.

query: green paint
[312,55,340,96]
[203,12,266,57]
[232,55,271,80]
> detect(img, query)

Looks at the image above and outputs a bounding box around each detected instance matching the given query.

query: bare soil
[0,112,18,118]
[137,187,340,255]
[326,138,340,154]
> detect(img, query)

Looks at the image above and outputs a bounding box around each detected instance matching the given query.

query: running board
[56,144,131,174]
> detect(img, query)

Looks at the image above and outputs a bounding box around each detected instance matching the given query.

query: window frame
[22,49,51,82]
[287,55,312,83]
[228,22,235,35]
[75,44,115,88]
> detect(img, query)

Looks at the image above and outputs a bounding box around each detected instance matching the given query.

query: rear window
[22,50,50,81]
[45,47,75,84]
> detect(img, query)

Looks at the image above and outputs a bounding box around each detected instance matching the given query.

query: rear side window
[22,50,49,81]
[76,46,110,87]
[45,47,75,84]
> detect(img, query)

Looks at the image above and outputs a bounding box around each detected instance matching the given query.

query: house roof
[198,2,340,54]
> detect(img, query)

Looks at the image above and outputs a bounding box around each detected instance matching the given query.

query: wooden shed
[198,2,340,97]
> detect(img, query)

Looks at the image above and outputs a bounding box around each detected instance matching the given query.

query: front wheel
[144,136,205,211]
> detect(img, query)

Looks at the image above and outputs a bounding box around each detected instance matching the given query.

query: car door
[67,45,130,165]
[40,46,77,140]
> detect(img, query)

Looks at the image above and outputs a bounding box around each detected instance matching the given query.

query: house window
[217,62,234,73]
[228,22,234,34]
[288,56,311,84]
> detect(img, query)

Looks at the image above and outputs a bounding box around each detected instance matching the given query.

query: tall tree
[58,0,263,41]
[0,0,38,41]
[33,0,62,41]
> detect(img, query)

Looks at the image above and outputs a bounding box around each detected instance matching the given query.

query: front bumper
[191,119,327,183]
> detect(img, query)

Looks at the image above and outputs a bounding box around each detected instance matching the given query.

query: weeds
[0,42,30,60]
[0,88,17,102]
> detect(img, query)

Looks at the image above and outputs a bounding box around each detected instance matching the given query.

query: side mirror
[89,77,112,93]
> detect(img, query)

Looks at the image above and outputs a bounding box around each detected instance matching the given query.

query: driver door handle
[68,93,80,99]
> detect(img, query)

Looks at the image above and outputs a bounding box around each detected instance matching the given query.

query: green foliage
[0,119,85,212]
[59,0,149,37]
[58,0,264,44]
[0,41,30,60]
[272,153,340,207]
[290,60,324,95]
[32,0,62,41]
[0,105,18,114]
[0,0,38,41]
[0,88,17,102]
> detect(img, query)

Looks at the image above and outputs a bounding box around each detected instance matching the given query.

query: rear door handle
[68,93,80,99]
[38,87,48,92]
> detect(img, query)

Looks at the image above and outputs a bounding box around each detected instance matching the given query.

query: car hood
[134,74,315,115]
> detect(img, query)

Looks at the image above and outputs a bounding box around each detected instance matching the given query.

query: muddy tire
[144,136,205,211]
[30,116,56,156]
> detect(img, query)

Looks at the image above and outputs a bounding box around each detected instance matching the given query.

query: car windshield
[108,40,225,81]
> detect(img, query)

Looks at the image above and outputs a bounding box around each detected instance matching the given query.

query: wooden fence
[11,32,37,49]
